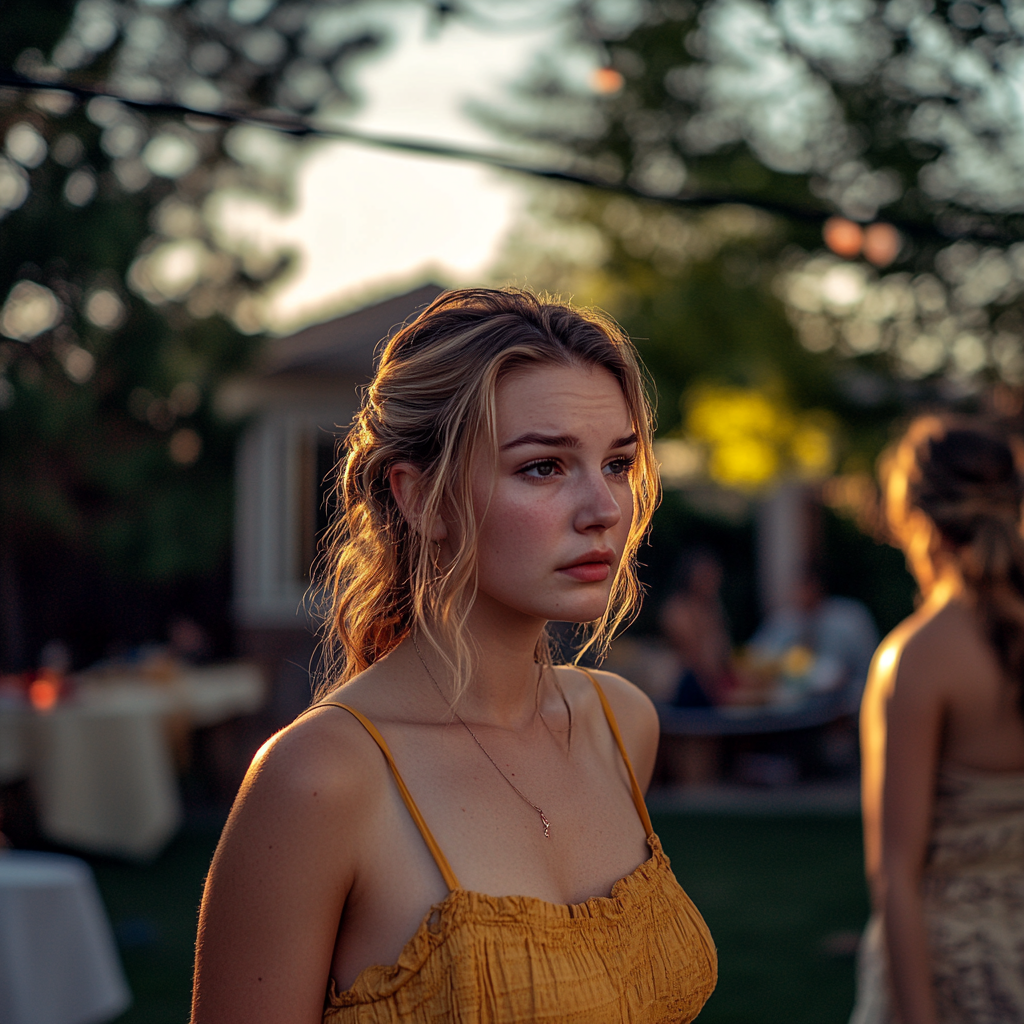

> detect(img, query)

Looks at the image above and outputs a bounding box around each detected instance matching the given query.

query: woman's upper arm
[876,637,946,890]
[192,714,373,1024]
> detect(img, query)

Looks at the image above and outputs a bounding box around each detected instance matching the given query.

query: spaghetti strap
[310,702,461,891]
[578,670,655,838]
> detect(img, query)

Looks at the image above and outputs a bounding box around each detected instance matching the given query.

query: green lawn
[655,814,869,1024]
[85,813,868,1024]
[86,829,217,1024]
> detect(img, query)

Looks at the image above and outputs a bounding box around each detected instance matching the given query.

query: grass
[83,813,869,1024]
[655,813,869,1024]
[85,829,218,1024]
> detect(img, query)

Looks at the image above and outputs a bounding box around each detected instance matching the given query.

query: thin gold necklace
[412,636,551,838]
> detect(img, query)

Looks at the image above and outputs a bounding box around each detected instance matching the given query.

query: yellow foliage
[685,385,836,491]
[708,436,779,489]
[791,424,832,474]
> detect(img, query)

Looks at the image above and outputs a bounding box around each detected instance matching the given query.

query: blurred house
[218,282,444,721]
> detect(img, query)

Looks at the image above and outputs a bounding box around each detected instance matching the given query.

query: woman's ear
[388,463,448,541]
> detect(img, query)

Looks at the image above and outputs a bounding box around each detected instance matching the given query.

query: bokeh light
[591,67,625,95]
[862,223,901,267]
[0,280,62,341]
[169,428,203,465]
[823,216,863,258]
[685,385,836,490]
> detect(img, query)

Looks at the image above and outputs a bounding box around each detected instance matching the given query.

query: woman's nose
[573,470,625,533]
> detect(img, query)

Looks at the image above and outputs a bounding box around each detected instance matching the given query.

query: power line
[1,68,1019,244]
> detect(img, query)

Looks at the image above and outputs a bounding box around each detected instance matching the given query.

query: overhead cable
[0,68,1018,244]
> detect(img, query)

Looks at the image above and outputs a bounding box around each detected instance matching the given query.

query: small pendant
[540,811,551,838]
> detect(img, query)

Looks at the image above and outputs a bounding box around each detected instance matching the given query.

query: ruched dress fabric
[319,671,717,1024]
[851,762,1024,1024]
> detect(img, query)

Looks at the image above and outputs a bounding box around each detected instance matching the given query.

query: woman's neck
[921,564,966,607]
[412,613,550,730]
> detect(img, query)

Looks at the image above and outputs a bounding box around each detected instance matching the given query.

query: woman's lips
[559,562,611,582]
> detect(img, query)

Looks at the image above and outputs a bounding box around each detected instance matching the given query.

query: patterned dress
[851,763,1024,1024]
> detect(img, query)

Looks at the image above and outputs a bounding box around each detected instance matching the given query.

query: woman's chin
[545,604,609,625]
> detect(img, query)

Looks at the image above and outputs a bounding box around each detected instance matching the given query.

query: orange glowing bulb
[823,217,864,258]
[591,67,625,95]
[863,222,901,267]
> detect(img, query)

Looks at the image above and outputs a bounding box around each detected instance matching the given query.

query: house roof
[263,282,446,379]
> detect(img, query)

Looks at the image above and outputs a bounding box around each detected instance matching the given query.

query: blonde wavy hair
[882,414,1024,713]
[313,287,659,701]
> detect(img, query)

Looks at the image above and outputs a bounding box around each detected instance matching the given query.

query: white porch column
[757,480,808,615]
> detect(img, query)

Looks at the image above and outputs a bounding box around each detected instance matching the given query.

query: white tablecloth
[1,663,264,859]
[31,694,183,861]
[0,851,131,1024]
[74,663,265,725]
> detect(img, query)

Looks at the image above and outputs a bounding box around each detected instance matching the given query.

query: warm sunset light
[875,647,897,675]
[8,4,1019,1019]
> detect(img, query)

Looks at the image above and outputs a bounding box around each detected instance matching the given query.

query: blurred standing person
[660,547,736,707]
[852,416,1024,1024]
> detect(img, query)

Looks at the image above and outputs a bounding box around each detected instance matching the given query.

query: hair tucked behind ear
[312,287,659,702]
[883,415,1024,715]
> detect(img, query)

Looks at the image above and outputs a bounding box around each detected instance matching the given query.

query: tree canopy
[490,0,1024,490]
[0,0,393,666]
[6,0,1024,661]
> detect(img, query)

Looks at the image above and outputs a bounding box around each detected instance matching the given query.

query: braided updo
[883,415,1024,712]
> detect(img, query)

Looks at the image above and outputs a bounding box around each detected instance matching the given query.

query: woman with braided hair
[851,415,1024,1024]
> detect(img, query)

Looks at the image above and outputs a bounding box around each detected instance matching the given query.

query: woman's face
[466,361,636,628]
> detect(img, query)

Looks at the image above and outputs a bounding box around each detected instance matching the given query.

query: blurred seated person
[747,564,878,704]
[659,547,737,707]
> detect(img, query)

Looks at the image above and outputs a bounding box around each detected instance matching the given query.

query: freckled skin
[467,363,635,633]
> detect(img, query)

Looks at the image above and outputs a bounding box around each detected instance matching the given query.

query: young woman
[191,289,717,1024]
[852,416,1024,1024]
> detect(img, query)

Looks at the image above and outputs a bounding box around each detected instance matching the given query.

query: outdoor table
[656,690,854,737]
[30,691,183,861]
[3,662,264,859]
[655,690,861,787]
[73,662,266,728]
[0,850,130,1024]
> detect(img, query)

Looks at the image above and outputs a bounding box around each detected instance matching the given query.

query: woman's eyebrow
[499,431,638,451]
[500,432,580,451]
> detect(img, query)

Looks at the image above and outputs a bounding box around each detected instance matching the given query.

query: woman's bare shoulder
[231,697,390,837]
[194,698,395,1024]
[555,665,659,777]
[868,600,977,706]
[909,598,979,660]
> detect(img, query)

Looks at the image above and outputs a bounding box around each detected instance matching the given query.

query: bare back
[858,593,1024,1024]
[934,602,1024,771]
[861,594,1024,888]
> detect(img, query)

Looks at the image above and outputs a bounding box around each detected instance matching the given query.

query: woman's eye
[521,460,559,478]
[606,456,635,477]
